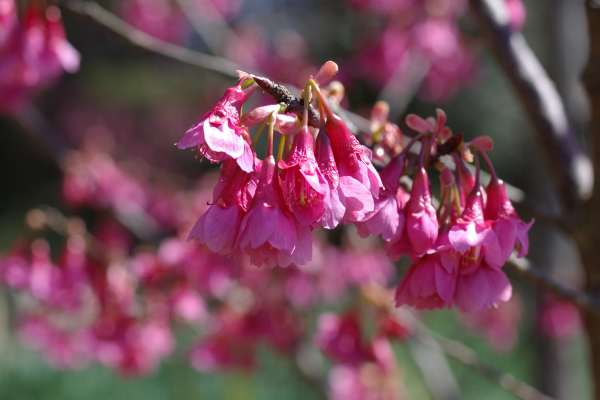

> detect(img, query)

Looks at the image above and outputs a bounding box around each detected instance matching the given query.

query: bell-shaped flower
[177,77,257,172]
[405,166,438,255]
[187,165,257,257]
[325,112,383,198]
[395,254,456,310]
[314,311,373,365]
[437,188,505,276]
[356,153,406,241]
[315,126,374,229]
[236,156,312,267]
[484,178,534,258]
[453,262,512,312]
[278,126,328,226]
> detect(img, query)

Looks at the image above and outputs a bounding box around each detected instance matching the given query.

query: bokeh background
[0,0,592,399]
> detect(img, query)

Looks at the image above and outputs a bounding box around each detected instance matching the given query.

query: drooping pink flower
[188,165,257,256]
[315,123,374,229]
[325,111,383,198]
[484,178,534,258]
[279,125,328,226]
[356,153,406,241]
[438,188,506,276]
[453,262,512,312]
[404,165,438,255]
[236,156,312,267]
[177,77,257,172]
[395,253,455,310]
[538,295,581,340]
[314,311,373,365]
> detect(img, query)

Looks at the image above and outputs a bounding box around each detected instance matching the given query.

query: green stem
[251,113,272,151]
[277,135,286,164]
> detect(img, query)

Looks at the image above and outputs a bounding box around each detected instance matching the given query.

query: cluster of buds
[180,62,533,313]
[0,0,80,114]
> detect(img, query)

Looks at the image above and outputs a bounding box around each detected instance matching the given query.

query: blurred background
[0,0,593,399]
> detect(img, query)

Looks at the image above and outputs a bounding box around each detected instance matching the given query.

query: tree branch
[468,0,594,215]
[505,255,599,318]
[409,319,555,400]
[58,0,243,79]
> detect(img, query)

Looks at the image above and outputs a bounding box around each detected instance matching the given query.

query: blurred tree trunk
[579,1,600,398]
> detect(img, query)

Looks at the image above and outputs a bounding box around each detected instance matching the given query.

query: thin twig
[408,315,555,400]
[58,0,243,79]
[469,0,593,215]
[505,254,599,318]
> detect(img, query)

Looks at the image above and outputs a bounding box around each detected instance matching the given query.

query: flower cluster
[180,64,384,268]
[0,0,80,114]
[179,62,533,313]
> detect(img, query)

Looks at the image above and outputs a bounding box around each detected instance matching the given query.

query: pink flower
[356,153,406,241]
[279,125,328,226]
[236,156,312,267]
[177,77,257,172]
[315,124,374,229]
[188,165,257,256]
[314,312,373,365]
[453,262,512,312]
[438,188,506,275]
[325,112,383,198]
[404,166,438,255]
[395,254,455,310]
[484,178,534,258]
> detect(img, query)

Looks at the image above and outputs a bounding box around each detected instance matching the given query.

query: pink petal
[406,114,435,133]
[339,176,374,219]
[449,222,494,254]
[485,267,512,304]
[177,120,206,149]
[268,209,296,252]
[454,268,490,312]
[204,205,241,254]
[321,184,345,229]
[492,217,518,262]
[516,218,534,258]
[291,221,313,265]
[204,121,244,158]
[237,204,277,249]
[435,262,456,302]
[187,213,207,244]
[236,141,255,172]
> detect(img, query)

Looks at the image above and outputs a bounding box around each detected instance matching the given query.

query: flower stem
[277,134,286,164]
[471,144,499,183]
[251,113,272,151]
[267,112,276,157]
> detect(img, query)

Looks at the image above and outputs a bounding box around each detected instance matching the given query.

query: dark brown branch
[252,75,321,128]
[469,0,594,216]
